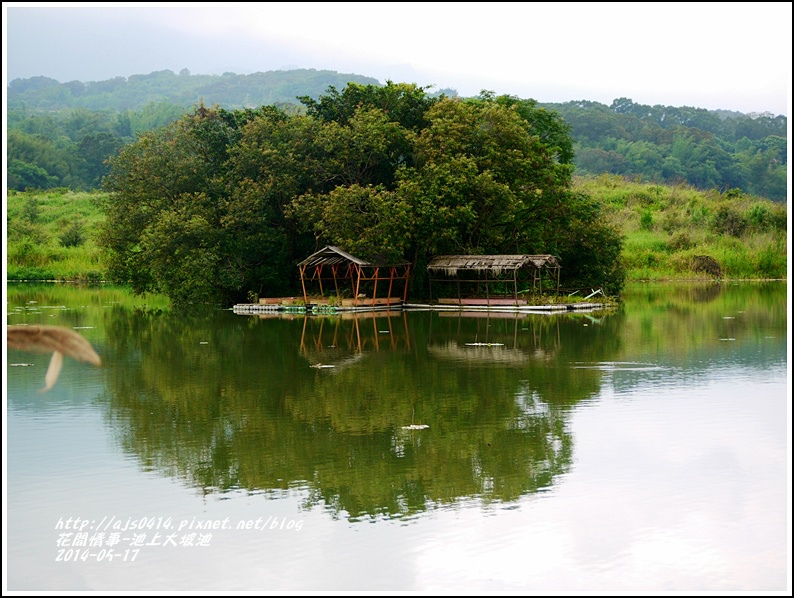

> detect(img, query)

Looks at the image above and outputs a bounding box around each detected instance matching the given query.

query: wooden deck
[437,297,528,306]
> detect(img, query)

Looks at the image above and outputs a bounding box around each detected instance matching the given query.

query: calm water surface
[5,282,789,592]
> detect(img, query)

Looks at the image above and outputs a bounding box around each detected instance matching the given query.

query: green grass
[574,174,788,282]
[6,189,108,281]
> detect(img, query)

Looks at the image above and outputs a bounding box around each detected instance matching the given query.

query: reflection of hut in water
[300,311,411,363]
[298,246,411,309]
[427,311,561,364]
[427,254,561,306]
[427,341,531,365]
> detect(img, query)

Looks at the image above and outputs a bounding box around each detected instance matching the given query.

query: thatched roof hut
[297,246,411,308]
[426,254,560,304]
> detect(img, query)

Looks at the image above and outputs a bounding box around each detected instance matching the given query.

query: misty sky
[3,2,792,115]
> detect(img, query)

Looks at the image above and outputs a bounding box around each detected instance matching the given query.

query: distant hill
[7,68,383,111]
[5,69,787,201]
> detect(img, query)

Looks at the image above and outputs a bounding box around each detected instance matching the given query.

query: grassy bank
[5,178,788,285]
[574,175,788,281]
[6,188,107,281]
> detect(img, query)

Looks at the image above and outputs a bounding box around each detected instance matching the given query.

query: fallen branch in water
[7,325,102,392]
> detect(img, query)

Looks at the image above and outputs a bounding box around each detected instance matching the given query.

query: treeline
[98,83,625,306]
[549,98,787,200]
[7,68,381,111]
[7,102,188,190]
[6,69,383,192]
[6,70,787,202]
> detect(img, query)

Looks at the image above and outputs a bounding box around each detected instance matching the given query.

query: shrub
[59,221,86,248]
[640,209,654,231]
[661,211,684,234]
[11,241,48,267]
[685,200,709,225]
[23,196,40,223]
[8,220,49,244]
[710,203,747,238]
[667,232,694,251]
[690,255,721,278]
[755,243,787,279]
[747,203,788,233]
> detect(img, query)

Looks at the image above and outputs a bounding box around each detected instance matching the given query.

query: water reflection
[98,307,614,520]
[6,281,788,591]
[7,281,787,525]
[299,311,412,360]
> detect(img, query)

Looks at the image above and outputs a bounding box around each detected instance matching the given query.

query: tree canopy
[99,83,625,306]
[550,98,787,200]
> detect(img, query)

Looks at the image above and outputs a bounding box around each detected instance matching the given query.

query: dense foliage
[550,98,787,201]
[98,83,625,305]
[7,103,187,191]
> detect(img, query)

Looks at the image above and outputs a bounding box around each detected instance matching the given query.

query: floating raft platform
[233,297,405,315]
[233,297,606,315]
[404,301,605,313]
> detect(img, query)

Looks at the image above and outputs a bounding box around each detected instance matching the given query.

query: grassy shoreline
[6,176,788,288]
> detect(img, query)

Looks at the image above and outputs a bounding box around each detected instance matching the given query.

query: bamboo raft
[232,298,606,315]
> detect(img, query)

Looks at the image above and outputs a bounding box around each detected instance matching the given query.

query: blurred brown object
[7,325,102,392]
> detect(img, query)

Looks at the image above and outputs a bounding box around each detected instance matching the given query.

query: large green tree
[100,105,265,304]
[100,85,625,306]
[292,93,624,292]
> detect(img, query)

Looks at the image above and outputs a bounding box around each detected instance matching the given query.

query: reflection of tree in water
[101,308,619,520]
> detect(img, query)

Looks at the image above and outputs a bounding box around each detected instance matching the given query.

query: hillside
[7,68,382,111]
[547,99,787,201]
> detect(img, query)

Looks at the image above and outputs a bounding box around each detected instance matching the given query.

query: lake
[4,281,790,592]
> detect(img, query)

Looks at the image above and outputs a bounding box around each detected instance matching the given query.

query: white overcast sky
[2,2,793,115]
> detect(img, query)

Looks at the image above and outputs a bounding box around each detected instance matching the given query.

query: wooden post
[299,316,308,354]
[514,269,518,305]
[429,272,433,303]
[346,263,355,300]
[556,265,560,295]
[372,267,379,306]
[299,264,308,305]
[332,318,340,349]
[387,267,395,305]
[331,264,340,299]
[354,265,362,307]
[315,318,325,350]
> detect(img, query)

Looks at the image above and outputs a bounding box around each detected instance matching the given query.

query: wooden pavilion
[297,246,411,309]
[427,254,561,306]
